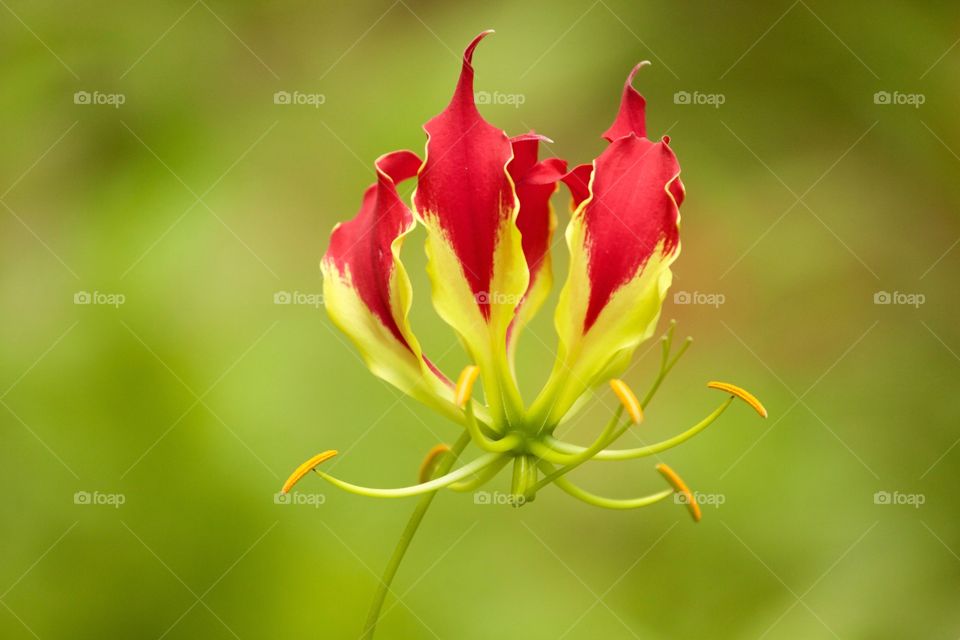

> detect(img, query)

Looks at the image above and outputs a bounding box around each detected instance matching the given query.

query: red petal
[602,62,649,142]
[562,163,594,210]
[581,135,681,331]
[669,174,686,207]
[414,30,514,320]
[324,150,422,349]
[508,134,566,288]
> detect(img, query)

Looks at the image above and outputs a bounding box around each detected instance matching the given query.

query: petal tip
[627,60,651,86]
[511,131,554,145]
[465,30,495,62]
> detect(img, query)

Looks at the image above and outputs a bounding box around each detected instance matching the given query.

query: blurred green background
[2,1,958,638]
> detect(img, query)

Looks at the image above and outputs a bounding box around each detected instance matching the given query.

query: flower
[291,31,766,515]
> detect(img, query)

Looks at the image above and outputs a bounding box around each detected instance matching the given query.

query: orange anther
[281,450,338,494]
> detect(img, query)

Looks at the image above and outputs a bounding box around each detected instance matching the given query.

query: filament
[448,454,512,492]
[314,451,502,498]
[545,398,734,461]
[536,461,673,510]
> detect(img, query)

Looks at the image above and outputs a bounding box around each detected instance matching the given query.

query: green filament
[537,461,674,510]
[315,451,502,498]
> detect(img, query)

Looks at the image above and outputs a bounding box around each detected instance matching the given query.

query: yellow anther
[656,463,701,522]
[418,444,451,483]
[281,450,338,494]
[455,365,480,408]
[707,381,768,418]
[610,379,644,424]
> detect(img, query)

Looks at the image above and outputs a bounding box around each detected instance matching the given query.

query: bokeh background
[2,1,958,638]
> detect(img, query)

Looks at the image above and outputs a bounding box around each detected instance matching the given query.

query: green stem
[360,431,472,640]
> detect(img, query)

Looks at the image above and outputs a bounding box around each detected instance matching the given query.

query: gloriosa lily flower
[285,31,767,518]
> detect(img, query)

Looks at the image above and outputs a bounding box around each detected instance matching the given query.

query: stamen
[314,451,503,498]
[707,381,768,418]
[545,397,734,461]
[610,379,644,423]
[281,450,338,494]
[463,396,521,453]
[656,463,701,522]
[455,365,481,407]
[448,455,512,492]
[418,444,451,483]
[527,439,584,465]
[527,407,626,495]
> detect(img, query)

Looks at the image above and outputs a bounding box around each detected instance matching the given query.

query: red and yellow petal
[532,64,683,428]
[506,133,566,363]
[562,163,593,210]
[580,135,681,331]
[412,31,529,425]
[322,150,458,421]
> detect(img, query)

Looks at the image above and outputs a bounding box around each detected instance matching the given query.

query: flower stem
[360,431,472,640]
